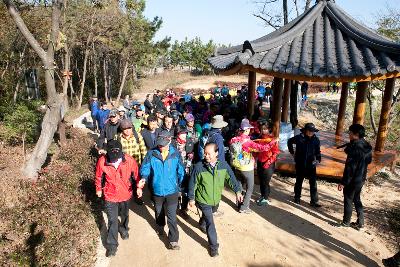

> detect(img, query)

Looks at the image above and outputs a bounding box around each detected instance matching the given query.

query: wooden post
[281,79,291,123]
[247,71,256,118]
[335,82,349,136]
[353,81,369,125]
[272,77,284,138]
[375,78,396,152]
[290,81,299,129]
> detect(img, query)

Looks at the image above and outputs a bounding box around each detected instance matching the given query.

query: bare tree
[4,0,65,180]
[253,0,311,29]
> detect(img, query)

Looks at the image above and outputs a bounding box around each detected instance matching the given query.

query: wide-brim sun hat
[211,115,228,129]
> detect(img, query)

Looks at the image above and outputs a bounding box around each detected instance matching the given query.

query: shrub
[0,100,44,145]
[0,128,100,266]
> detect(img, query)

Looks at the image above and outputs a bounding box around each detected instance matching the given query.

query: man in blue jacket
[90,95,100,132]
[138,130,185,250]
[96,102,110,131]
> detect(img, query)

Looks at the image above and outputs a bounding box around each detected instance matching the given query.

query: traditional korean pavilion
[208,0,399,178]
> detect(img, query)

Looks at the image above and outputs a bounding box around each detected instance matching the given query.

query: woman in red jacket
[254,121,279,206]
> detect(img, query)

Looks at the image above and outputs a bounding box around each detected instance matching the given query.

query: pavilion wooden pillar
[353,81,369,125]
[272,77,284,138]
[290,81,299,129]
[281,79,291,123]
[335,82,349,136]
[247,71,256,118]
[375,78,396,152]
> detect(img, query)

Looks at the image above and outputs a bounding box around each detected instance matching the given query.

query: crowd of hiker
[91,83,376,260]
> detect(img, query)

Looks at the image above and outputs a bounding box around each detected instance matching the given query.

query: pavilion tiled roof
[208,0,400,82]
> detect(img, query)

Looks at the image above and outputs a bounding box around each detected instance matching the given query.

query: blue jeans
[198,203,219,251]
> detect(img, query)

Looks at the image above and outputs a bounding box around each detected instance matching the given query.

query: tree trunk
[93,44,98,97]
[77,48,90,109]
[367,89,377,135]
[103,57,109,102]
[283,0,288,25]
[116,61,129,104]
[13,80,20,103]
[4,0,65,180]
[62,45,70,109]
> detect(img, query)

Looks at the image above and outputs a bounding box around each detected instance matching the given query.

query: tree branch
[3,0,47,63]
[253,13,280,29]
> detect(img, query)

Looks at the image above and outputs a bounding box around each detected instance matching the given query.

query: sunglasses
[109,115,116,118]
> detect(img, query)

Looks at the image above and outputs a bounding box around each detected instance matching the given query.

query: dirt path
[82,74,398,267]
[107,171,398,267]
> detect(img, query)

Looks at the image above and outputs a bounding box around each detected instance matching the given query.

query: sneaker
[178,209,190,219]
[350,222,364,231]
[339,221,350,227]
[310,202,322,208]
[199,225,207,233]
[210,249,219,257]
[168,242,180,250]
[106,248,117,257]
[213,210,224,217]
[135,198,144,205]
[156,226,164,236]
[120,232,129,240]
[382,257,399,267]
[257,197,271,206]
[239,208,252,214]
[294,198,300,204]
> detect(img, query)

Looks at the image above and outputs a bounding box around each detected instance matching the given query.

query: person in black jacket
[338,124,372,229]
[144,94,153,114]
[97,109,121,152]
[140,115,160,150]
[288,123,322,207]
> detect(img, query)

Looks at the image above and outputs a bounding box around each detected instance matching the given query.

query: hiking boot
[239,208,252,214]
[106,247,117,257]
[294,198,301,204]
[210,249,219,257]
[310,202,322,208]
[213,210,224,217]
[257,197,271,206]
[168,242,180,250]
[350,222,364,231]
[120,232,129,240]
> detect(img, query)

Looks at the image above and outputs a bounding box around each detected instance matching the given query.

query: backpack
[229,139,251,168]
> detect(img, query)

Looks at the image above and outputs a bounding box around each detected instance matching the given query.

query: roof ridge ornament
[242,40,255,55]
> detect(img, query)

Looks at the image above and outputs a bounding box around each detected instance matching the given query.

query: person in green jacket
[188,142,243,257]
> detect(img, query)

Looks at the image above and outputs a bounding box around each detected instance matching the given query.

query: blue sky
[143,0,398,45]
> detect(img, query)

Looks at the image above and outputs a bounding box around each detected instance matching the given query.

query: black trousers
[104,199,130,249]
[154,192,179,243]
[294,165,318,203]
[198,203,219,251]
[343,183,364,225]
[257,162,275,199]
